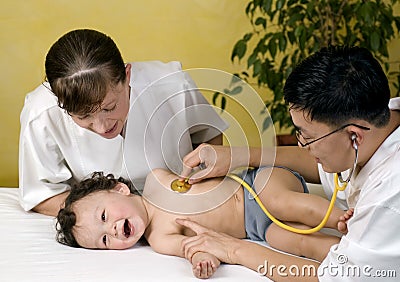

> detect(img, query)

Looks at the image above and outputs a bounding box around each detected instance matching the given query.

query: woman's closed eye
[73,113,91,121]
[102,104,117,113]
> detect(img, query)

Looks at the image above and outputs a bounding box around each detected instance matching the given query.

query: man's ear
[113,183,131,195]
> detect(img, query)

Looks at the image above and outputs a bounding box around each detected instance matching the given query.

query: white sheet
[0,188,269,282]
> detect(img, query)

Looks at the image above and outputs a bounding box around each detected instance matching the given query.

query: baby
[56,167,348,279]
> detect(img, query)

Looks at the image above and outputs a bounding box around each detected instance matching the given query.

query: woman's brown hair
[45,29,127,115]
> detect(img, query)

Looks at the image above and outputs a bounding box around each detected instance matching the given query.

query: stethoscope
[171,134,358,234]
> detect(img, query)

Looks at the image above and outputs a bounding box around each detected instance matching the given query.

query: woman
[19,29,227,216]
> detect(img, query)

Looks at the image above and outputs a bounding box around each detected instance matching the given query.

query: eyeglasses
[295,123,371,147]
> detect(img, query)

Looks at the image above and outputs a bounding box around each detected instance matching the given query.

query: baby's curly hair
[55,171,138,248]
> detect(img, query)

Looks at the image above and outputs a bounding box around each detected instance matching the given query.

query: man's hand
[181,144,247,184]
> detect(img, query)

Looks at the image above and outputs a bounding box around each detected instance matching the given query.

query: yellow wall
[0,0,267,187]
[1,1,399,187]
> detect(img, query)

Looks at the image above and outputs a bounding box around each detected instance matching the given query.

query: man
[178,46,400,281]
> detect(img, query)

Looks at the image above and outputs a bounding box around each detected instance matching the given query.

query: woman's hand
[176,218,242,264]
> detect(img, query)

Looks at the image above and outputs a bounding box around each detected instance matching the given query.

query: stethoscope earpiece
[338,133,359,184]
[351,134,358,150]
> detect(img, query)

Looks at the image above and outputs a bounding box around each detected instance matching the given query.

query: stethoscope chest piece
[170,179,192,193]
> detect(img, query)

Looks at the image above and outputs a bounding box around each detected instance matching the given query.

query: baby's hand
[191,252,221,279]
[337,208,354,235]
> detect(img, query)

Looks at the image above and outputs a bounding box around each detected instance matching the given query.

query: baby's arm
[191,251,221,279]
[148,233,221,279]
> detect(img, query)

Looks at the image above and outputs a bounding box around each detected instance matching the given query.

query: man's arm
[32,191,69,216]
[193,133,223,149]
[205,133,223,145]
[182,144,320,184]
[273,146,320,183]
[178,218,320,281]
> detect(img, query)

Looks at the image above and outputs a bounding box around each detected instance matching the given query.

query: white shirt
[318,97,400,281]
[19,61,228,211]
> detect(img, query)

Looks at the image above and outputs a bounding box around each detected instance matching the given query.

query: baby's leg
[266,223,340,262]
[254,167,344,230]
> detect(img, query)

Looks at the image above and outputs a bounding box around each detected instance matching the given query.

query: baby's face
[72,188,146,249]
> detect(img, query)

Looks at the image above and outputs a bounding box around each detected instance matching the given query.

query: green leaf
[229,86,243,95]
[287,31,296,44]
[280,55,289,72]
[370,31,380,51]
[262,117,273,131]
[256,39,269,55]
[221,96,226,111]
[247,52,258,69]
[245,2,252,16]
[276,0,286,10]
[263,0,273,13]
[212,92,219,106]
[384,62,390,72]
[255,17,267,29]
[294,25,303,38]
[241,71,249,78]
[243,32,253,41]
[278,35,287,52]
[231,39,247,61]
[287,13,304,26]
[381,44,389,58]
[230,74,242,86]
[360,2,373,25]
[253,59,262,77]
[269,40,277,58]
[305,1,315,16]
[299,30,306,50]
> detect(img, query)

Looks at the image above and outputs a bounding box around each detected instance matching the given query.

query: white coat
[318,98,400,281]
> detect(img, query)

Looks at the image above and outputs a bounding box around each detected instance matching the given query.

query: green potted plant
[227,0,400,144]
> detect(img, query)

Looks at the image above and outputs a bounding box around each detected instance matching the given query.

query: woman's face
[72,185,147,250]
[290,108,355,173]
[70,65,131,139]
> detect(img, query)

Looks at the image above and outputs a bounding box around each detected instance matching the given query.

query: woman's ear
[125,63,132,82]
[113,183,131,195]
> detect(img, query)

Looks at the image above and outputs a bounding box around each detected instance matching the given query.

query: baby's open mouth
[123,219,131,238]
